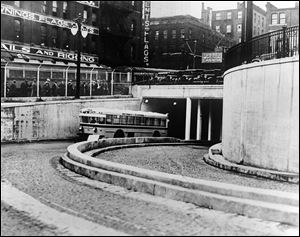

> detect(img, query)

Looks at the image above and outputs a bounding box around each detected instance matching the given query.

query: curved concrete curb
[60,137,299,226]
[204,143,299,184]
[1,180,128,236]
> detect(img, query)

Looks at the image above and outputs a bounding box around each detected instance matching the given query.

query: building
[266,1,299,32]
[202,2,267,44]
[149,15,234,70]
[1,1,144,66]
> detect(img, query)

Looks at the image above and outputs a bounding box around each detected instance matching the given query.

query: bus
[78,107,169,139]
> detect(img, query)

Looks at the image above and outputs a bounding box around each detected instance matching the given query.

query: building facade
[202,2,267,44]
[1,1,144,66]
[266,2,299,32]
[149,15,234,70]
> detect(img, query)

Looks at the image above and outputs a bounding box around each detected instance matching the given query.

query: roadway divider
[60,137,299,226]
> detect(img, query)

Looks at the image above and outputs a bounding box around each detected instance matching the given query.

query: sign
[76,1,100,8]
[71,23,79,36]
[1,41,99,64]
[201,52,223,63]
[143,1,151,67]
[1,4,99,35]
[81,25,88,38]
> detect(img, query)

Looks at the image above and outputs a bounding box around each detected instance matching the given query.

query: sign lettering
[201,52,223,63]
[1,41,98,64]
[76,1,99,8]
[1,4,99,35]
[143,1,151,67]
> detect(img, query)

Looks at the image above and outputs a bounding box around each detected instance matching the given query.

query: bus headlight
[93,128,97,133]
[79,126,83,131]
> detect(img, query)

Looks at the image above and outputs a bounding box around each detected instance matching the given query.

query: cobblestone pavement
[1,142,299,236]
[97,145,299,193]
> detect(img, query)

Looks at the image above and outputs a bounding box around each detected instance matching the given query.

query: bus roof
[80,108,168,118]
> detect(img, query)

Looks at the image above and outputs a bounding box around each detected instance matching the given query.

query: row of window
[271,13,286,25]
[215,24,264,35]
[13,1,97,24]
[215,11,243,20]
[81,115,167,127]
[154,28,191,40]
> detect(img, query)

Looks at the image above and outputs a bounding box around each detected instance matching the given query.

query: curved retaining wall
[1,98,140,142]
[222,56,299,173]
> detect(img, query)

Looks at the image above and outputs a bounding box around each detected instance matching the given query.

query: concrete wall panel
[222,57,299,173]
[1,98,141,142]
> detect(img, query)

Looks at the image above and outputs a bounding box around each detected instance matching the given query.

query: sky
[150,1,298,19]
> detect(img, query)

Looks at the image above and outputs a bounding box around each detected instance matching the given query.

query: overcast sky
[150,1,298,19]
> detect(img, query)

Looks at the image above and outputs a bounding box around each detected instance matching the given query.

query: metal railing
[225,25,299,70]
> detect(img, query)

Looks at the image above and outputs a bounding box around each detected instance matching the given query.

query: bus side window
[161,119,166,127]
[106,114,112,124]
[81,116,88,123]
[90,117,96,123]
[140,117,145,126]
[145,117,150,126]
[127,116,134,125]
[113,115,120,124]
[97,117,105,124]
[150,118,154,126]
[120,115,127,125]
[135,117,141,125]
[154,118,160,126]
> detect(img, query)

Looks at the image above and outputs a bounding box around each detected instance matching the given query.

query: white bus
[78,107,169,139]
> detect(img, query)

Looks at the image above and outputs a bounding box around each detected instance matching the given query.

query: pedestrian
[52,80,59,96]
[58,81,65,96]
[67,80,74,96]
[9,80,17,97]
[20,79,29,97]
[42,78,51,96]
[31,79,37,97]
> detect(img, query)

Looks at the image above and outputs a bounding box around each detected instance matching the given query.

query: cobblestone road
[1,142,299,236]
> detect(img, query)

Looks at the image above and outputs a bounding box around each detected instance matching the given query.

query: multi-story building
[202,2,267,44]
[1,1,143,66]
[149,15,234,70]
[266,1,299,32]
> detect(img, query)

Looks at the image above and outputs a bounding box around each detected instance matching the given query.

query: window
[188,28,192,39]
[41,1,47,13]
[41,25,47,45]
[258,15,260,24]
[215,25,220,32]
[237,24,242,32]
[83,10,88,21]
[226,25,231,33]
[180,28,185,38]
[155,30,159,40]
[238,11,242,19]
[52,1,57,16]
[130,20,136,34]
[52,27,58,47]
[63,29,69,49]
[262,17,264,26]
[279,13,286,24]
[216,13,221,20]
[92,12,97,26]
[253,26,256,36]
[238,37,242,43]
[172,29,176,39]
[254,13,256,23]
[131,1,135,6]
[163,30,168,39]
[14,1,20,7]
[130,44,136,60]
[14,19,21,41]
[271,13,278,25]
[227,12,232,19]
[63,1,68,18]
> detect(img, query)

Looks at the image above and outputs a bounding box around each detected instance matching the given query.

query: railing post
[3,62,9,98]
[111,70,115,96]
[65,66,70,97]
[282,26,287,58]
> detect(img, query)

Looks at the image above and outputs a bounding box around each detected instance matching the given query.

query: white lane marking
[1,180,128,236]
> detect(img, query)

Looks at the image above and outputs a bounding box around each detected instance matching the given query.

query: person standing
[52,80,59,96]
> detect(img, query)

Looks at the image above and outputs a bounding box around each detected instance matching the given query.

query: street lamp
[71,13,88,99]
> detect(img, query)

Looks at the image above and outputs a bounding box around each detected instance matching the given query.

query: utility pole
[245,1,253,62]
[74,13,83,99]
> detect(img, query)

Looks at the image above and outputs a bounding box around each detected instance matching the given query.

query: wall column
[208,100,212,141]
[196,99,202,140]
[185,97,192,140]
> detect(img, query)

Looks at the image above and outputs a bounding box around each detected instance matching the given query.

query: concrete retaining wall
[222,56,299,173]
[1,98,141,142]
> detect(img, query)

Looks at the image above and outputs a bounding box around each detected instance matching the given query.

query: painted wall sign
[1,41,98,63]
[143,1,151,67]
[76,1,100,8]
[201,52,223,63]
[1,4,99,35]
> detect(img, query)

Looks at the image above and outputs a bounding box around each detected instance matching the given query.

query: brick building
[266,1,299,32]
[202,2,267,44]
[1,1,144,66]
[149,15,234,70]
